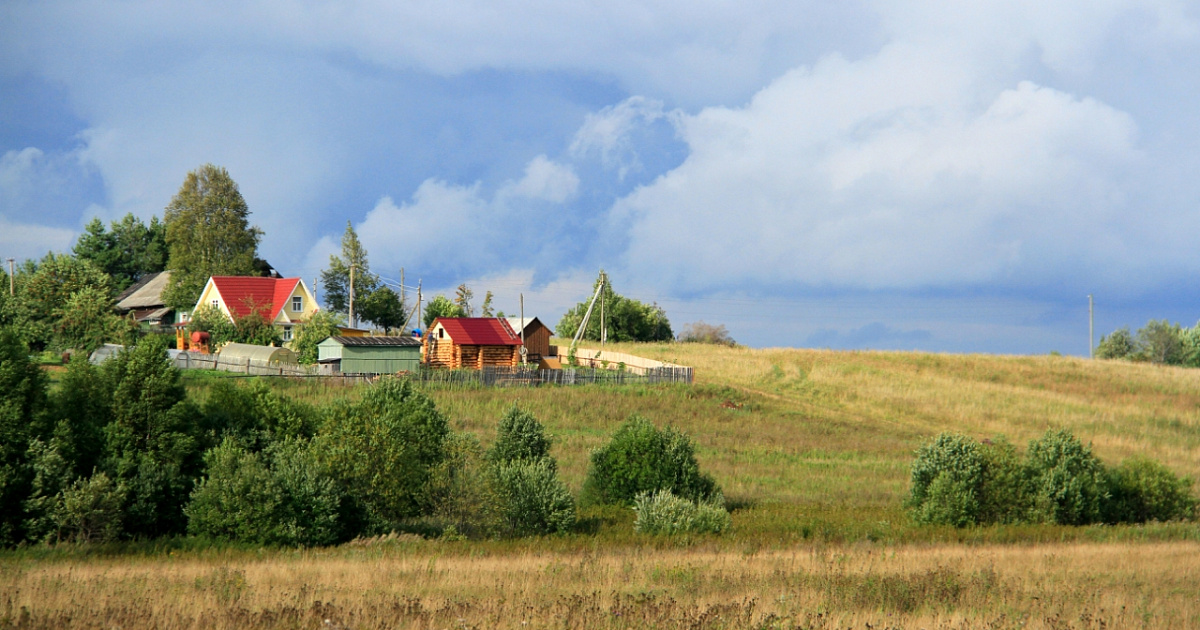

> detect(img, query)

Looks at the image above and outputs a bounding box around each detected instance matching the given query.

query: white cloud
[500,155,579,203]
[608,39,1155,293]
[0,214,76,261]
[306,154,580,281]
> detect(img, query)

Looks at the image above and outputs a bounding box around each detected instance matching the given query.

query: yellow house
[192,276,320,342]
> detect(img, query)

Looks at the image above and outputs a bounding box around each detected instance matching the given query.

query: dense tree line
[555,272,673,343]
[908,431,1195,527]
[1096,320,1200,366]
[0,328,727,546]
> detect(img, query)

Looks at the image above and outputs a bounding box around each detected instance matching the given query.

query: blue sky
[3,0,1200,354]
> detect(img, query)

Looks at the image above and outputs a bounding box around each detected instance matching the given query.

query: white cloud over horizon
[4,0,1200,352]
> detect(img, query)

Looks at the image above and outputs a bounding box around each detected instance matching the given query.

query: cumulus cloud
[611,42,1152,294]
[309,155,580,279]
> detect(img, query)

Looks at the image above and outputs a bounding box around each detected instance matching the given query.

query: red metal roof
[435,317,522,346]
[210,276,301,321]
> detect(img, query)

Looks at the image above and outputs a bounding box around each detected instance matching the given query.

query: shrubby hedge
[908,429,1195,527]
[633,489,731,535]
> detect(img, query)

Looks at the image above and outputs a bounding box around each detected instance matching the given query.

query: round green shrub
[487,406,553,468]
[1104,457,1195,523]
[580,415,718,507]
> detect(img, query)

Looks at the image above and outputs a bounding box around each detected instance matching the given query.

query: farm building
[504,316,556,364]
[217,342,298,367]
[115,271,174,328]
[424,317,522,369]
[317,336,422,375]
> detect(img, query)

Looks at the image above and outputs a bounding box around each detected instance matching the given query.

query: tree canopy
[162,165,263,310]
[555,272,672,342]
[320,222,378,318]
[73,214,167,293]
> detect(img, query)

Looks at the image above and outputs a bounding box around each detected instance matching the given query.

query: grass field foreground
[4,539,1198,628]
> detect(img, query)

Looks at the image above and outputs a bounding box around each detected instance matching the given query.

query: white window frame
[282,325,293,341]
[292,296,303,312]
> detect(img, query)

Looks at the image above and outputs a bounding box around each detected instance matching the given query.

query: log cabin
[423,317,523,369]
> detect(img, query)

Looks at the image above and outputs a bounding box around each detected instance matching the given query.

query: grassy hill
[188,341,1200,543]
[10,344,1200,629]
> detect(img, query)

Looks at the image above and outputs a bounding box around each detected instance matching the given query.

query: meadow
[6,343,1200,628]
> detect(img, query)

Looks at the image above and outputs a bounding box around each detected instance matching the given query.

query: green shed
[317,336,422,375]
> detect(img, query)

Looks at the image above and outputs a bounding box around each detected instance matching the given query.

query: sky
[3,0,1200,354]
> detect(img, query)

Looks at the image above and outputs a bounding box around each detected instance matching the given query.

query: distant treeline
[1096,320,1200,366]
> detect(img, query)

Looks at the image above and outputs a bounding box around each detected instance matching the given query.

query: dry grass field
[8,344,1200,628]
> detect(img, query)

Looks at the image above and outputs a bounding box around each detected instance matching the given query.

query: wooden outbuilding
[318,336,422,375]
[423,318,522,369]
[504,317,555,363]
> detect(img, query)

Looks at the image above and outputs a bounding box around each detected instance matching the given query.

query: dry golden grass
[5,539,1199,628]
[23,343,1196,628]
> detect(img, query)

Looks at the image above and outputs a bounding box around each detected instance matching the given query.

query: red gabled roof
[435,317,522,346]
[210,276,301,321]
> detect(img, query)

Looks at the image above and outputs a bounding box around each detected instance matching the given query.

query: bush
[1026,429,1107,525]
[490,459,576,537]
[1104,457,1195,523]
[53,472,124,544]
[186,438,343,546]
[906,433,985,526]
[1135,320,1184,365]
[314,377,449,525]
[487,406,553,467]
[580,416,719,507]
[428,433,494,538]
[677,321,737,346]
[633,489,731,535]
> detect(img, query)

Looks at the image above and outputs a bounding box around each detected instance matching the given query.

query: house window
[292,296,303,311]
[438,328,444,339]
[282,325,293,341]
[211,299,219,309]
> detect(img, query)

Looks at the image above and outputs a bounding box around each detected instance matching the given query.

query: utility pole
[6,258,13,296]
[416,280,422,331]
[520,293,527,366]
[600,271,606,346]
[400,267,405,306]
[1088,294,1094,359]
[349,264,356,329]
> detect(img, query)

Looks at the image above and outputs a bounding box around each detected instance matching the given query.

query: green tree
[186,438,344,546]
[1096,327,1135,360]
[0,327,52,544]
[487,406,553,468]
[1135,320,1184,365]
[21,254,113,328]
[185,304,237,347]
[291,310,344,364]
[162,165,263,311]
[319,222,378,317]
[100,338,201,538]
[1026,429,1107,525]
[454,284,474,317]
[314,378,449,526]
[556,272,672,342]
[358,286,405,334]
[480,291,494,317]
[54,286,127,354]
[906,433,986,527]
[73,214,168,293]
[423,295,465,329]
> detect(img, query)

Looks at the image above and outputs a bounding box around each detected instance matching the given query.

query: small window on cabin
[282,325,293,341]
[438,328,444,339]
[211,299,219,309]
[292,296,303,311]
